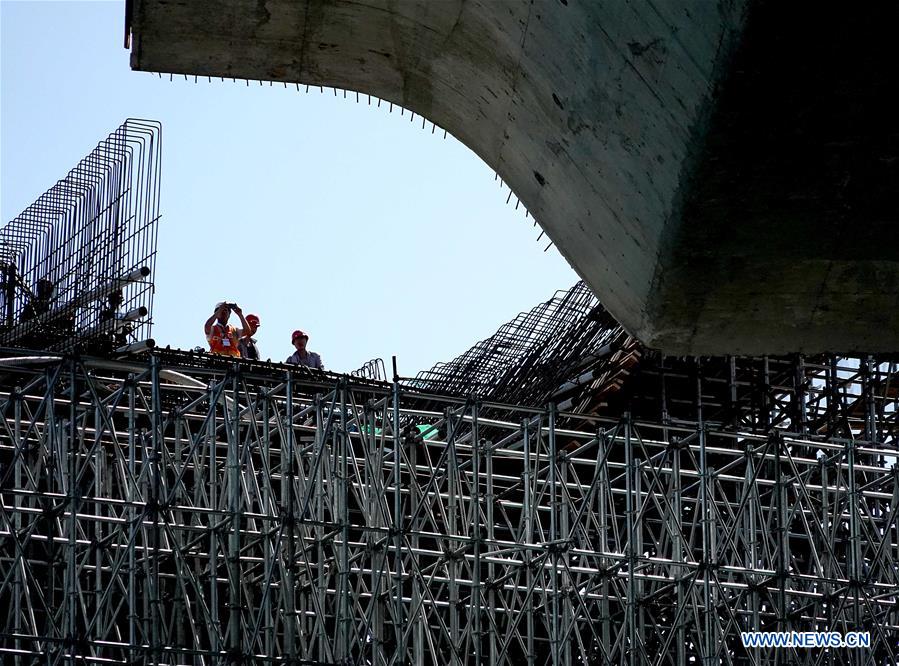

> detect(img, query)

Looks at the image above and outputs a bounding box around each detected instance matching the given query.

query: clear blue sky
[1,0,578,375]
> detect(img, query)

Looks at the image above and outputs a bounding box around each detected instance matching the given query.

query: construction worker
[20,278,55,322]
[204,301,251,357]
[238,313,261,360]
[285,329,324,369]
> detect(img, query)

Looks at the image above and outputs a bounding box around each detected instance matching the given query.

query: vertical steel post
[796,355,808,437]
[127,373,138,664]
[392,378,406,664]
[227,366,242,660]
[523,418,535,666]
[261,388,274,659]
[634,453,644,654]
[597,428,611,662]
[149,355,162,664]
[410,425,423,666]
[846,439,863,666]
[747,444,760,666]
[365,401,385,666]
[314,391,327,659]
[208,379,220,656]
[863,356,877,446]
[485,430,497,666]
[696,361,716,666]
[774,433,787,666]
[283,374,297,660]
[66,359,77,666]
[549,403,559,666]
[93,401,104,653]
[699,424,714,665]
[13,385,23,666]
[447,406,461,665]
[559,424,571,666]
[671,438,686,666]
[624,414,636,666]
[472,398,483,666]
[336,382,351,661]
[173,405,187,651]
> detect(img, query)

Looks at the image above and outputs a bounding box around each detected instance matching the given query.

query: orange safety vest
[207,322,241,357]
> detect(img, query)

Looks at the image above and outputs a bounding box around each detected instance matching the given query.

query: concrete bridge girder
[128,0,899,354]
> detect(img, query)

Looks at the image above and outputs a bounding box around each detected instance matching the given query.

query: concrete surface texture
[128,0,899,354]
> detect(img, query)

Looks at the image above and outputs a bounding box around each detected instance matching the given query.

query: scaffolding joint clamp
[697,559,719,573]
[669,436,687,451]
[746,580,764,593]
[487,577,506,592]
[546,539,571,554]
[42,501,65,519]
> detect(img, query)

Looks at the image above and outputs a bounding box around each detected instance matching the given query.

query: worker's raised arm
[232,305,252,339]
[203,311,218,335]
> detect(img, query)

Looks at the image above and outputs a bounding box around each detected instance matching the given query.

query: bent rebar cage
[352,357,388,382]
[411,281,635,409]
[0,348,897,665]
[0,119,160,353]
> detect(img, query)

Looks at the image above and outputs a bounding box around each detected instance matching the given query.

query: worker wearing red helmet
[204,301,252,357]
[238,313,261,360]
[285,329,324,370]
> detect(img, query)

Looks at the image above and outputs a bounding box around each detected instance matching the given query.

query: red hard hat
[291,329,308,341]
[246,314,260,327]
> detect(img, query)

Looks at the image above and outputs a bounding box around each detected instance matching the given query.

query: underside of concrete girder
[127,0,899,354]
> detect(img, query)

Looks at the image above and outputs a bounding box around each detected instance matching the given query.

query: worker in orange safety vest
[204,301,252,357]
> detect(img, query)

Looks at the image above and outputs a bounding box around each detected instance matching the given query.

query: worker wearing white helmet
[204,301,251,357]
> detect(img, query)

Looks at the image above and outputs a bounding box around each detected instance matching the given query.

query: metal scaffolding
[0,117,895,664]
[0,345,896,665]
[0,119,160,353]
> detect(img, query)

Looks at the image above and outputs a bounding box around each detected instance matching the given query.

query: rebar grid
[0,348,896,665]
[411,282,634,408]
[0,119,160,352]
